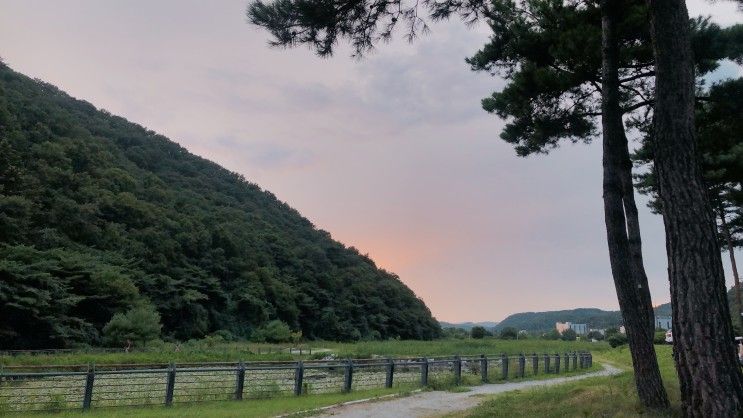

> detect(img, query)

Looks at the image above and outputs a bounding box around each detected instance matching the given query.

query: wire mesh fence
[0,352,593,413]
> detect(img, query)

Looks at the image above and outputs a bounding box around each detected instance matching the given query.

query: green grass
[5,387,413,418]
[0,339,610,367]
[446,344,681,418]
[1,339,607,416]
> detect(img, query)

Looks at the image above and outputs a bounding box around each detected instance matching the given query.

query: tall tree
[466,0,668,406]
[635,78,743,332]
[600,0,668,407]
[646,0,743,414]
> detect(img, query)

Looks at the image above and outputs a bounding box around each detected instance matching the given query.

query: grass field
[0,339,607,367]
[1,339,608,416]
[5,387,415,418]
[446,345,680,418]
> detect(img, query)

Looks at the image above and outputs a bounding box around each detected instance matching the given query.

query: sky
[1,0,742,322]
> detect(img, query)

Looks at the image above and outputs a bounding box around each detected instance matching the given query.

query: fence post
[564,353,570,371]
[421,358,429,386]
[501,354,508,380]
[517,354,525,378]
[544,353,550,374]
[385,358,394,388]
[572,352,577,370]
[589,352,593,367]
[82,363,95,411]
[532,353,538,375]
[554,353,560,374]
[343,359,353,393]
[294,361,304,396]
[454,356,462,385]
[235,362,246,400]
[165,362,176,406]
[480,354,488,383]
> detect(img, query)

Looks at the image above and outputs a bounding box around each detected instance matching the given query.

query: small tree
[542,329,561,340]
[499,327,518,340]
[471,326,487,339]
[604,327,620,338]
[560,329,577,341]
[608,333,628,348]
[251,320,292,343]
[587,330,605,341]
[102,304,162,347]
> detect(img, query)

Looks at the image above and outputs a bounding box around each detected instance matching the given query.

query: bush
[586,330,604,341]
[471,326,488,339]
[251,320,292,343]
[102,304,162,347]
[607,333,628,348]
[560,329,577,341]
[212,329,235,342]
[604,327,620,337]
[542,329,561,340]
[499,327,518,340]
[653,330,667,344]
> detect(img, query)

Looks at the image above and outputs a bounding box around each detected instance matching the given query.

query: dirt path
[314,364,622,418]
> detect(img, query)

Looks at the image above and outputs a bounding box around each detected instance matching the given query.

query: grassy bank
[6,387,414,418]
[447,345,680,418]
[2,339,607,417]
[1,339,609,367]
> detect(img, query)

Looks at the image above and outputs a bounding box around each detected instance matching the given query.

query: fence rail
[0,352,592,413]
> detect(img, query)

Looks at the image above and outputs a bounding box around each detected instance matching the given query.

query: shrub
[251,320,292,343]
[499,327,518,340]
[653,330,667,344]
[560,329,577,341]
[102,304,162,347]
[471,326,487,339]
[607,333,628,348]
[542,329,561,340]
[586,330,604,341]
[604,327,620,337]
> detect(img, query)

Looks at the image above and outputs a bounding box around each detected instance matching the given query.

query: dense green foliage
[102,304,162,347]
[0,339,608,368]
[560,329,577,341]
[0,64,440,348]
[634,78,743,252]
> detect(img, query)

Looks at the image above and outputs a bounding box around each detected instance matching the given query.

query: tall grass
[1,339,609,367]
[447,345,681,418]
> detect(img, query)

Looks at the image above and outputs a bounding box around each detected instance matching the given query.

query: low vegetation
[448,345,680,418]
[0,339,609,367]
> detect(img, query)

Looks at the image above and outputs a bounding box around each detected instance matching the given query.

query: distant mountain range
[494,308,622,332]
[473,288,732,332]
[439,321,499,330]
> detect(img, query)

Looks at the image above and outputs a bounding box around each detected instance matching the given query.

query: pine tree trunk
[718,203,743,330]
[600,1,669,409]
[647,0,743,415]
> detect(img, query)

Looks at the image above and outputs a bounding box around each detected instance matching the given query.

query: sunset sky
[2,0,742,322]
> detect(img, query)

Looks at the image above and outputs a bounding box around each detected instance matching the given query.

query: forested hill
[495,293,739,331]
[494,308,623,332]
[0,64,441,349]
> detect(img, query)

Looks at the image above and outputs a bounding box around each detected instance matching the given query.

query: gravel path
[314,364,622,418]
